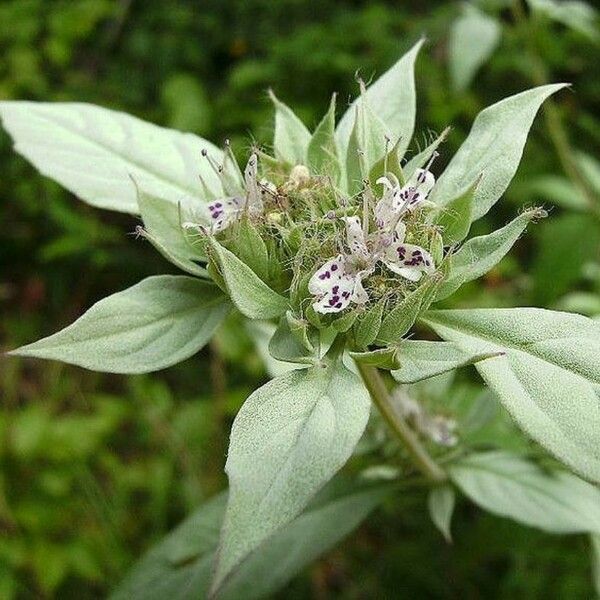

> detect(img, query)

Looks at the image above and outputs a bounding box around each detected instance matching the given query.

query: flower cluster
[308,164,437,313]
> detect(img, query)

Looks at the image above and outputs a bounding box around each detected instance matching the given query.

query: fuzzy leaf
[10,276,230,373]
[206,237,288,319]
[403,127,450,182]
[307,94,341,183]
[211,360,371,594]
[269,90,311,165]
[138,192,207,277]
[337,38,424,159]
[377,274,444,345]
[346,95,389,194]
[0,102,222,214]
[392,340,501,384]
[435,208,543,301]
[433,178,478,245]
[450,452,600,533]
[428,485,455,543]
[229,218,271,284]
[112,477,390,600]
[429,84,568,220]
[449,6,501,92]
[269,317,317,365]
[354,298,386,349]
[350,347,401,370]
[424,308,600,483]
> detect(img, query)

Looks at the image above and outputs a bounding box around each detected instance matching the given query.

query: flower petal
[342,216,369,258]
[208,197,243,232]
[244,153,263,213]
[383,243,435,281]
[308,254,348,295]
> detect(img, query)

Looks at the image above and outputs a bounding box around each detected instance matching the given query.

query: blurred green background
[1,0,599,597]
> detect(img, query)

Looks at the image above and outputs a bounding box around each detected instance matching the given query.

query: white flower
[309,176,436,314]
[184,153,275,234]
[374,168,436,230]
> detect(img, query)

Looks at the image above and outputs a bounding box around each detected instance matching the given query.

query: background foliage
[1,0,599,597]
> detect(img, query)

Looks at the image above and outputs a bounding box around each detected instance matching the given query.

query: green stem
[355,362,447,482]
[511,0,600,219]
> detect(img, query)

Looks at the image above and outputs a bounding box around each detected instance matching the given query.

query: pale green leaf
[377,273,444,345]
[449,5,501,92]
[0,102,223,214]
[403,127,450,182]
[350,347,401,370]
[269,90,311,165]
[592,534,600,596]
[211,360,371,594]
[433,177,479,245]
[206,237,288,320]
[435,208,543,301]
[392,340,500,384]
[527,0,599,42]
[424,308,600,483]
[307,94,341,183]
[429,84,568,220]
[354,298,386,349]
[10,276,230,373]
[245,321,299,378]
[337,38,424,159]
[428,485,455,543]
[450,452,600,533]
[112,477,390,600]
[138,192,207,277]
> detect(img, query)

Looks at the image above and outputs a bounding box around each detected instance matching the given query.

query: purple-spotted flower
[309,173,437,314]
[184,153,275,234]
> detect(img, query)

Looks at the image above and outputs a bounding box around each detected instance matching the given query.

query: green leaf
[10,276,230,373]
[450,452,600,534]
[433,177,479,245]
[424,308,600,483]
[112,477,390,600]
[307,94,341,183]
[369,137,405,187]
[346,93,389,194]
[592,534,600,597]
[245,321,299,378]
[337,38,424,160]
[229,218,271,284]
[428,485,455,543]
[269,90,311,165]
[429,84,568,220]
[377,274,444,345]
[354,298,386,349]
[0,102,223,214]
[268,317,317,365]
[392,340,501,384]
[403,127,450,182]
[350,347,401,370]
[206,237,288,319]
[211,360,371,595]
[449,5,501,92]
[527,0,600,42]
[435,208,543,301]
[138,192,207,277]
[532,213,600,305]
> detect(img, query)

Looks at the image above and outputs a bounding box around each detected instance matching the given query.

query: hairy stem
[356,362,447,482]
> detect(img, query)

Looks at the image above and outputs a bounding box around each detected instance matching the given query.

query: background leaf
[451,452,600,534]
[449,5,502,92]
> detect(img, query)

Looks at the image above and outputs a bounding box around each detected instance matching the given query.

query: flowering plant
[3,39,600,599]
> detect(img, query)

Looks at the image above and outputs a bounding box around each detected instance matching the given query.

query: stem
[356,362,447,482]
[511,0,600,219]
